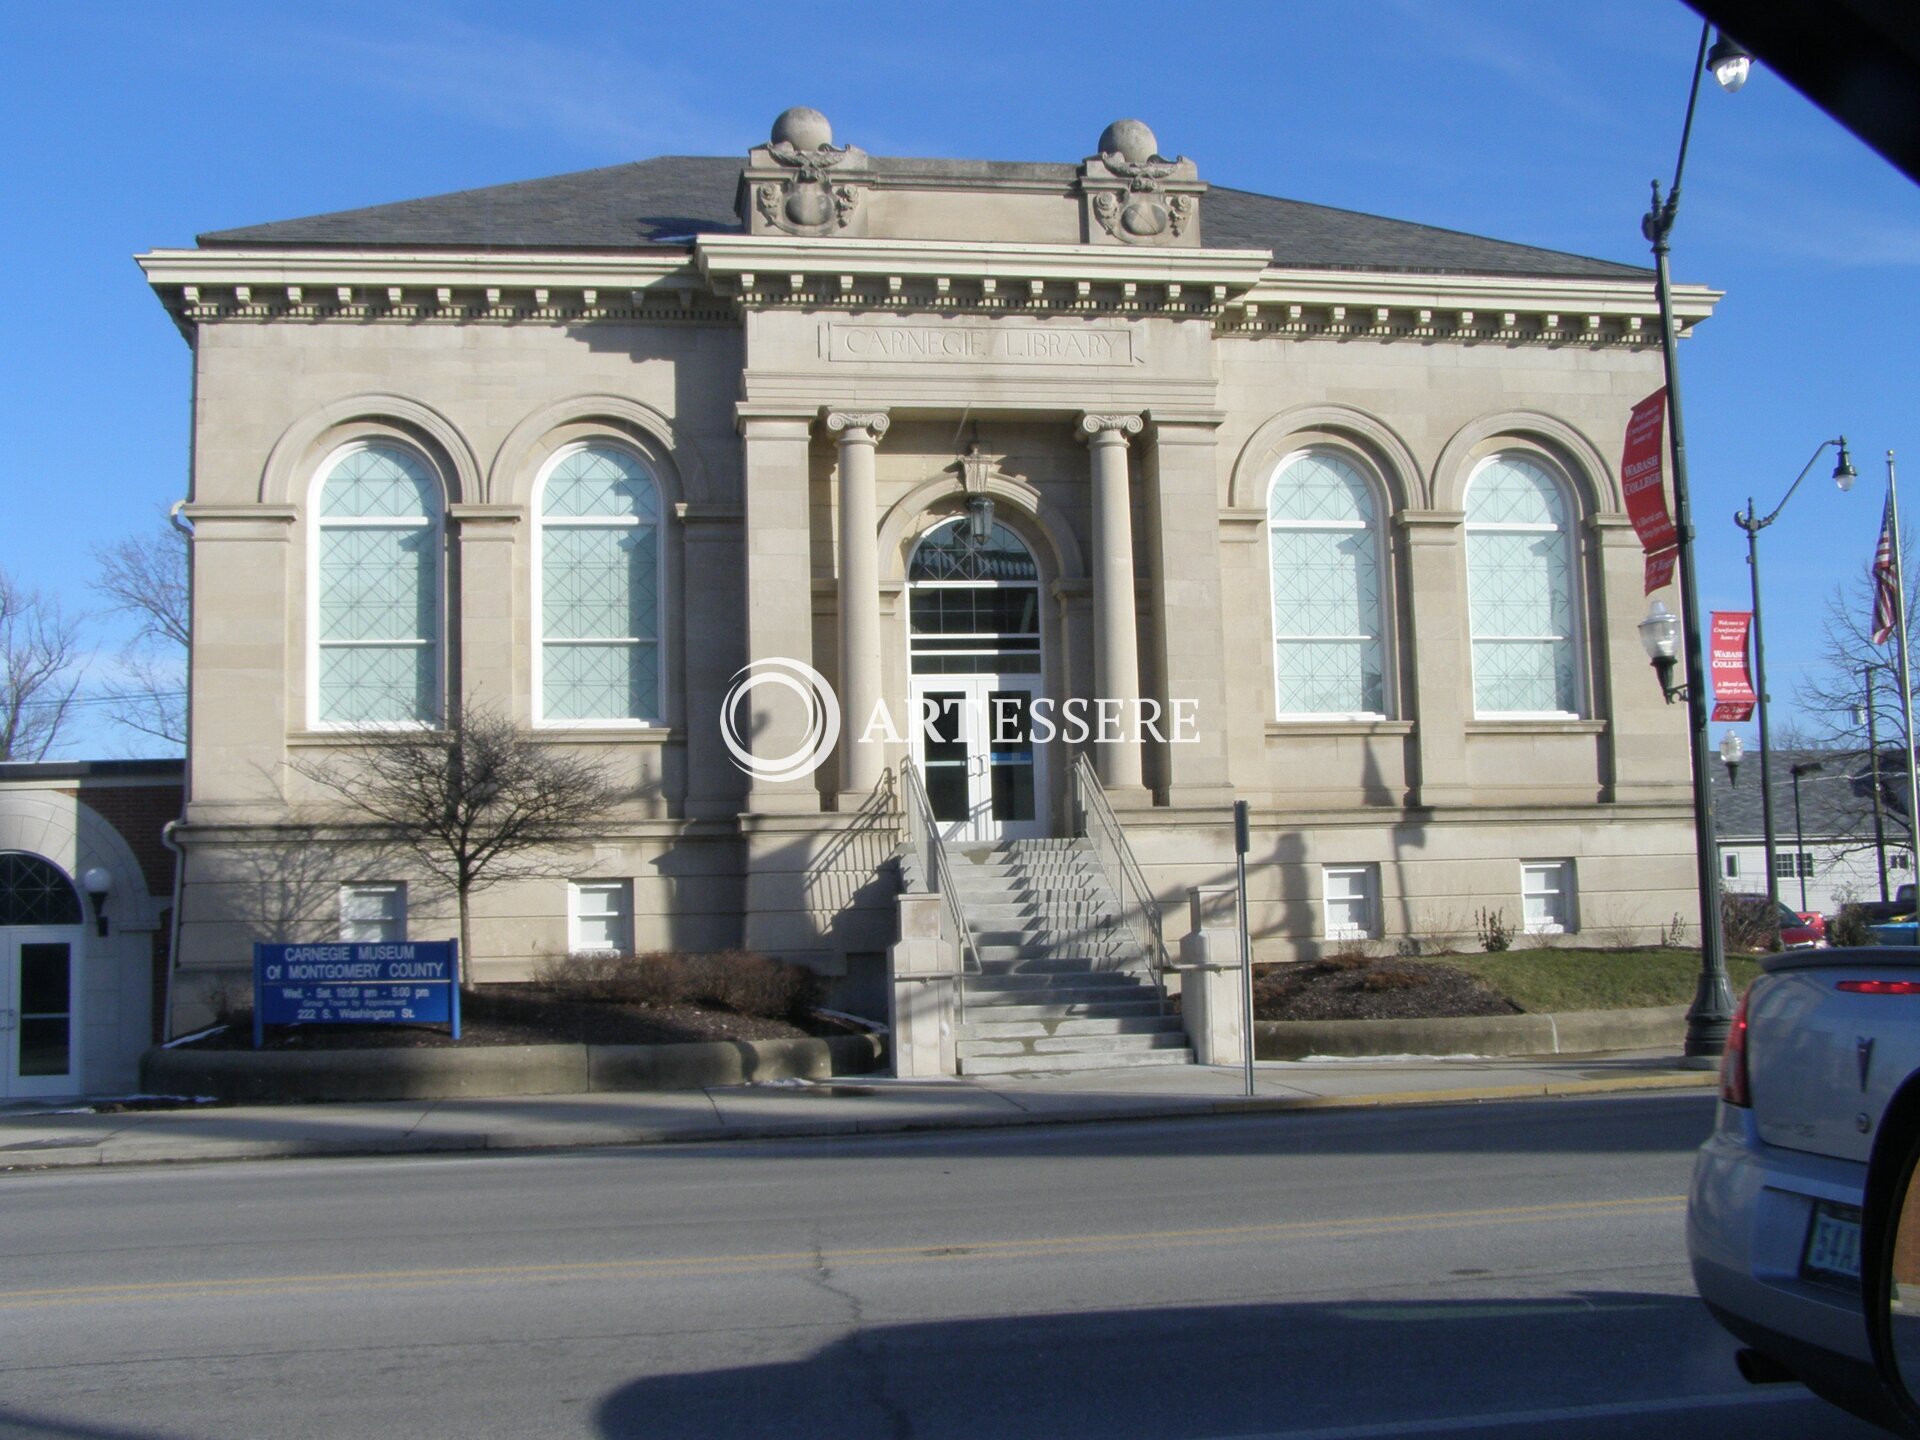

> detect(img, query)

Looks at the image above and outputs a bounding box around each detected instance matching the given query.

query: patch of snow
[161,1025,227,1049]
[814,1008,888,1034]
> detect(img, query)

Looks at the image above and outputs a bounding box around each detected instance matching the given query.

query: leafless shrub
[532,950,820,1021]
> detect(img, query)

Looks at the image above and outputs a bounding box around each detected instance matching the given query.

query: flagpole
[1891,451,1920,859]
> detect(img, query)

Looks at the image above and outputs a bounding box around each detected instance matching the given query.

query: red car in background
[1725,894,1827,949]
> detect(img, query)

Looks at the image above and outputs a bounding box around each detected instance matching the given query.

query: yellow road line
[0,1195,1684,1311]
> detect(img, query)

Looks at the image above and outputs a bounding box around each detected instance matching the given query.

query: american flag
[1873,493,1900,645]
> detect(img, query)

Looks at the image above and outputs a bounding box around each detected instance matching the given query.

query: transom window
[1267,450,1387,717]
[537,445,663,724]
[0,853,82,927]
[314,443,442,726]
[1465,454,1579,716]
[908,519,1040,675]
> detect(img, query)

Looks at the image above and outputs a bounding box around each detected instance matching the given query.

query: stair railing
[1069,752,1169,1003]
[898,759,980,1014]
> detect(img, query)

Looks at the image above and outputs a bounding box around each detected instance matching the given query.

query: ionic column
[1079,412,1146,796]
[827,410,889,805]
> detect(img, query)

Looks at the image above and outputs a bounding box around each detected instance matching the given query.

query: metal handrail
[1069,752,1169,1002]
[898,760,980,1007]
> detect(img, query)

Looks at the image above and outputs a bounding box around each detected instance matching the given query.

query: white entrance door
[1,927,79,1099]
[909,674,1049,844]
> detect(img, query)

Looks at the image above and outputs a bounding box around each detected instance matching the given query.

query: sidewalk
[0,1050,1717,1171]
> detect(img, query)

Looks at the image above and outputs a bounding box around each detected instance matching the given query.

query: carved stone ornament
[826,411,891,439]
[1079,118,1203,248]
[949,441,1023,494]
[1078,413,1144,439]
[749,107,869,238]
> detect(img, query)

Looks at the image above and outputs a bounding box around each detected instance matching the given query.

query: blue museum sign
[252,941,461,1046]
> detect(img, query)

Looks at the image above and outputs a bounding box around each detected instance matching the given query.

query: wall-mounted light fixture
[966,491,994,545]
[81,866,112,938]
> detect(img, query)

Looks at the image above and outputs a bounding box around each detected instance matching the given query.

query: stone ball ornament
[771,106,835,152]
[1098,119,1160,166]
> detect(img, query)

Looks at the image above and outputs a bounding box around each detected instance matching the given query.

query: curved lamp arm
[1736,437,1855,535]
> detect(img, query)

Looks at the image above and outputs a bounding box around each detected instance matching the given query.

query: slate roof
[196,154,1650,282]
[1710,746,1914,841]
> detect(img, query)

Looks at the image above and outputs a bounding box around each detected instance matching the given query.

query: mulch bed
[1252,956,1521,1023]
[175,983,864,1052]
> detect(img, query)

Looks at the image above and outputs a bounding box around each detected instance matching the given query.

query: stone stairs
[946,838,1192,1075]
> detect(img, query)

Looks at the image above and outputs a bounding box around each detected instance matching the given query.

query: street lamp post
[1790,760,1824,914]
[1733,438,1856,938]
[1637,21,1752,1063]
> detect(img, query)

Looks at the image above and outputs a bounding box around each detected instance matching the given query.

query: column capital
[1078,412,1144,442]
[825,410,891,440]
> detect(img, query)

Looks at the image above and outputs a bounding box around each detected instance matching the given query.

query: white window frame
[1723,852,1741,880]
[1772,851,1816,880]
[339,882,407,944]
[569,879,633,957]
[1521,860,1576,936]
[532,441,667,729]
[1463,452,1584,721]
[1321,864,1380,941]
[307,440,445,731]
[1265,448,1394,722]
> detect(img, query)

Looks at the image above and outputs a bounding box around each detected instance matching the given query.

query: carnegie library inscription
[827,323,1136,366]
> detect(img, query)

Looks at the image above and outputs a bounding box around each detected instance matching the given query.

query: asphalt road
[0,1093,1887,1439]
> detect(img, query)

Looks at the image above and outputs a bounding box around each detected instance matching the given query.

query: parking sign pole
[1235,801,1254,1098]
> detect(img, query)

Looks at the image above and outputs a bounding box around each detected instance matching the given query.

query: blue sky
[4,0,1919,757]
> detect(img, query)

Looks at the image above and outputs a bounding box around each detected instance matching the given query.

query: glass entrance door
[906,515,1050,843]
[1,928,77,1098]
[909,675,1047,844]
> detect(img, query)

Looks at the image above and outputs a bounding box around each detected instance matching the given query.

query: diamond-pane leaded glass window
[0,853,82,926]
[1465,455,1578,715]
[1267,452,1387,716]
[539,446,662,723]
[315,445,442,725]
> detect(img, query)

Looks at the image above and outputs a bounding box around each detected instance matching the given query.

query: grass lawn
[1424,947,1764,1013]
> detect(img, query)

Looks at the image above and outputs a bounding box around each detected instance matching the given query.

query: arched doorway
[906,516,1049,842]
[0,851,83,1098]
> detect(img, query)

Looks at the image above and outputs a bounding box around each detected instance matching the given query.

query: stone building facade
[139,111,1709,1038]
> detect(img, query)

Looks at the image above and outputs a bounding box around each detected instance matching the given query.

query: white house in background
[1711,747,1912,917]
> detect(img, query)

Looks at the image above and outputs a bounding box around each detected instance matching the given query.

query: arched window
[1465,453,1579,716]
[314,443,442,726]
[1267,451,1388,716]
[0,853,82,926]
[537,444,662,724]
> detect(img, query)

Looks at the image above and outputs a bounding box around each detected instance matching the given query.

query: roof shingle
[197,154,1649,282]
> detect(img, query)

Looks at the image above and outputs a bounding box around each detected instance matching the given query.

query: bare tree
[289,704,625,987]
[92,517,189,747]
[0,572,83,761]
[1795,541,1920,852]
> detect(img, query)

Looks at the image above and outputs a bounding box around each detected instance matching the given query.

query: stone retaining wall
[142,1033,887,1103]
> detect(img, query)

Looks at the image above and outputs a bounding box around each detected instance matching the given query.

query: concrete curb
[139,1033,887,1103]
[2,1068,1718,1172]
[1254,1005,1687,1061]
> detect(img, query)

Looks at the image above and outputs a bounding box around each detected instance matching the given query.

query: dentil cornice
[138,240,1715,349]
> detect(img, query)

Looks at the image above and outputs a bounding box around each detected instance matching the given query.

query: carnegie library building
[138,110,1708,1069]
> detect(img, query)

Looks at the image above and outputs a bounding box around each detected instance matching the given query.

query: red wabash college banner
[1710,610,1756,722]
[1622,388,1678,593]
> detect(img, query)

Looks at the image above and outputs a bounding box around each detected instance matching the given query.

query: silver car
[1689,946,1920,1431]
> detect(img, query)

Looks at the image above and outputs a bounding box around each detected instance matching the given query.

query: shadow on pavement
[591,1291,1871,1440]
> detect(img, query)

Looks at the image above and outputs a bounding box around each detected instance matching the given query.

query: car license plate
[1802,1202,1863,1286]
